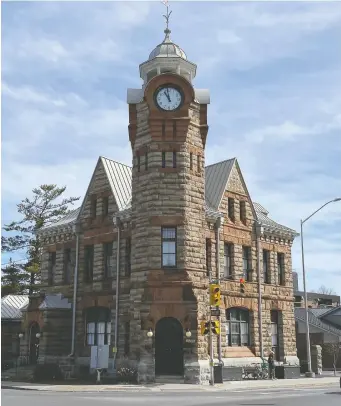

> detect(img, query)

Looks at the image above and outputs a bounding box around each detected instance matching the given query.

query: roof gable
[205,158,235,210]
[77,156,132,220]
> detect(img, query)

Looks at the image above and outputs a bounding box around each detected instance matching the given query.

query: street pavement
[2,385,341,406]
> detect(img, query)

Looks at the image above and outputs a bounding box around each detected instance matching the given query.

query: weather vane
[161,0,172,34]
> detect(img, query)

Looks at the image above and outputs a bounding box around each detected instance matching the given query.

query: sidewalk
[2,376,340,392]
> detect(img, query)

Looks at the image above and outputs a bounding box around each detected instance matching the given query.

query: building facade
[20,25,299,384]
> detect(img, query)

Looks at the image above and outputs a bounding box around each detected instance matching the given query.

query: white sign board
[90,345,109,369]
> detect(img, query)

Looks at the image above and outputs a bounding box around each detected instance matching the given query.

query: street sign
[211,308,220,317]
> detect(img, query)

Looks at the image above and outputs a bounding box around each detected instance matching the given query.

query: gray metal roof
[101,157,132,212]
[148,32,187,60]
[40,207,80,232]
[205,158,235,210]
[39,294,72,310]
[1,295,29,320]
[295,307,341,337]
[38,156,297,237]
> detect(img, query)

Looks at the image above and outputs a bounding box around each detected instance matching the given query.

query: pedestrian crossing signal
[211,320,220,335]
[201,321,210,335]
[210,284,221,307]
[240,278,246,294]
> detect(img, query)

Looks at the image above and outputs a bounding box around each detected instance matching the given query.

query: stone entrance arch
[29,322,40,364]
[155,317,184,376]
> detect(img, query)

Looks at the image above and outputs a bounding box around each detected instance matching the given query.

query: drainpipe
[69,225,80,356]
[215,216,224,364]
[113,216,121,372]
[256,222,264,359]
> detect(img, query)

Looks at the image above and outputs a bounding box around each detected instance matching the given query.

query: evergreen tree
[2,185,80,295]
[1,259,30,296]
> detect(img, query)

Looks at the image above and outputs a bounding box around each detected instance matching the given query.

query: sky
[1,0,341,295]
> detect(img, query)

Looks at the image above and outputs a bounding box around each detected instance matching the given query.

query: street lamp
[300,197,341,377]
[147,328,153,338]
[185,328,192,338]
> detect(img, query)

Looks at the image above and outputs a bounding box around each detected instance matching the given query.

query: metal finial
[161,0,172,39]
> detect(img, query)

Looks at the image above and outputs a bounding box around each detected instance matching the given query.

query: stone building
[20,23,299,383]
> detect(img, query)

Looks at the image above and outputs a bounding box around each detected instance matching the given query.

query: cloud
[1,1,340,295]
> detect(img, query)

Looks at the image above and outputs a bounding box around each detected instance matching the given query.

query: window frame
[190,152,193,170]
[90,196,97,219]
[84,245,94,283]
[197,154,201,172]
[145,152,148,171]
[137,154,141,172]
[162,152,166,168]
[263,249,270,284]
[224,243,233,279]
[277,253,285,285]
[161,226,177,268]
[63,248,72,285]
[103,242,114,279]
[270,310,280,361]
[172,151,177,168]
[125,237,131,277]
[226,308,250,347]
[85,307,111,346]
[102,196,109,217]
[240,200,247,223]
[242,246,252,281]
[228,197,235,221]
[48,251,56,286]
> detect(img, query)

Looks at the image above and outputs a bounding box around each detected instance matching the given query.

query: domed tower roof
[148,28,187,60]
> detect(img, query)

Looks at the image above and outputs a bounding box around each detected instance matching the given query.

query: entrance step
[155,375,184,384]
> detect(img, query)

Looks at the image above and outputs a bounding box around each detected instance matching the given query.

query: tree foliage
[1,185,80,295]
[1,259,30,297]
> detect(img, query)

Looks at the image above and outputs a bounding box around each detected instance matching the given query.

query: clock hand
[164,89,171,102]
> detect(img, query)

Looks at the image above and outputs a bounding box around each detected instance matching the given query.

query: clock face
[155,86,183,111]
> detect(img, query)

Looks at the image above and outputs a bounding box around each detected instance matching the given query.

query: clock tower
[126,7,211,383]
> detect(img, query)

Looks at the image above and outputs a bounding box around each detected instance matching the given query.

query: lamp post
[300,197,341,377]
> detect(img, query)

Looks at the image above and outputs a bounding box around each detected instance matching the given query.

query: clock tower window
[172,151,177,168]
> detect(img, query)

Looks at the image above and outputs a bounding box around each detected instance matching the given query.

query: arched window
[226,308,250,347]
[85,307,111,346]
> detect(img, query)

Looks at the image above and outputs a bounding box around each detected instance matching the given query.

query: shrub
[116,359,138,384]
[33,363,63,382]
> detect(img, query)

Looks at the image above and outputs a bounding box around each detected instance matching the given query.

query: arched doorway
[29,322,40,364]
[155,317,184,376]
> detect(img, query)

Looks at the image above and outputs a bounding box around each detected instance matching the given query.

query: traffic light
[210,284,221,307]
[200,321,210,335]
[211,320,220,335]
[240,278,246,294]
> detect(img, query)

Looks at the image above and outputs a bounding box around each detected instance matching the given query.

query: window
[271,310,280,361]
[124,322,130,356]
[145,152,148,170]
[103,242,114,279]
[84,245,94,282]
[63,248,72,284]
[190,153,193,170]
[86,307,111,346]
[137,154,140,172]
[102,196,109,217]
[242,246,252,281]
[91,197,97,219]
[240,201,246,223]
[197,154,201,172]
[224,243,233,278]
[206,238,212,277]
[48,252,56,286]
[263,249,270,284]
[125,237,131,277]
[172,151,177,168]
[161,227,177,268]
[226,308,250,346]
[277,253,285,285]
[228,198,235,221]
[162,152,166,168]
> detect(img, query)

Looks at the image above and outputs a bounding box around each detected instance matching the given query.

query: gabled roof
[295,307,341,337]
[1,295,29,320]
[39,294,71,310]
[38,155,297,237]
[205,158,235,210]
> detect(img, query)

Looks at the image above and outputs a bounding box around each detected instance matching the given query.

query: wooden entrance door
[155,317,184,376]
